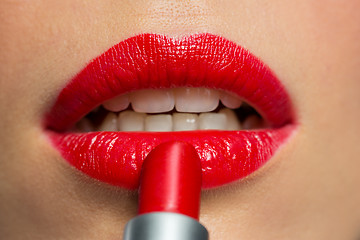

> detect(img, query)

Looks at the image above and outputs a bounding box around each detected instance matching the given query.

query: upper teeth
[102,88,242,113]
[75,88,266,132]
[90,109,241,132]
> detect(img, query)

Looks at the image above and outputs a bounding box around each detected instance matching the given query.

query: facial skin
[0,0,360,239]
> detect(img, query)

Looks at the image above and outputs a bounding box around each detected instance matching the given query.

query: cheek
[0,1,96,127]
[0,2,59,125]
[220,0,360,133]
[291,1,360,128]
[241,0,360,129]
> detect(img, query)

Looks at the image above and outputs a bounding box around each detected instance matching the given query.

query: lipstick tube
[123,212,208,240]
[123,141,209,240]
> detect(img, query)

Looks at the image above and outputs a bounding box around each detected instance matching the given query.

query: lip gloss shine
[123,141,209,240]
[47,33,296,190]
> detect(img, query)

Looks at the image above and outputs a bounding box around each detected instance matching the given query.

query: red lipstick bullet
[123,141,209,240]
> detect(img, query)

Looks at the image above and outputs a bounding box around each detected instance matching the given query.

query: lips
[45,33,296,190]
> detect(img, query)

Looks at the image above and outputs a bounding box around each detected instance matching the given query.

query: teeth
[118,110,146,131]
[80,88,263,132]
[101,88,241,114]
[97,112,118,131]
[219,109,241,130]
[242,115,264,130]
[198,112,227,130]
[220,92,242,109]
[76,118,95,132]
[174,88,220,112]
[103,94,130,112]
[145,114,172,132]
[131,89,174,113]
[173,113,198,131]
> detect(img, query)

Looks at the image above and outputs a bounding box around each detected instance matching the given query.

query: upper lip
[45,33,296,189]
[45,33,293,131]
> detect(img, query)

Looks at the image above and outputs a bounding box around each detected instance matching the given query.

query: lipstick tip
[138,141,202,220]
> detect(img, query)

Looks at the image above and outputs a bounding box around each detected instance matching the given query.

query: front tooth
[98,112,118,131]
[219,109,241,130]
[103,94,130,112]
[131,89,174,113]
[199,112,226,130]
[173,113,198,131]
[145,114,172,132]
[242,115,264,130]
[76,118,95,132]
[220,91,242,109]
[118,110,146,131]
[175,88,220,112]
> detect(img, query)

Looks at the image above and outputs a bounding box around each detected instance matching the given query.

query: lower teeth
[75,107,265,132]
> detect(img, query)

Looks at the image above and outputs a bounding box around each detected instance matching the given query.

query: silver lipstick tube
[123,212,209,240]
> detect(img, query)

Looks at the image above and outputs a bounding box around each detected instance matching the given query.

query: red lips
[45,33,296,189]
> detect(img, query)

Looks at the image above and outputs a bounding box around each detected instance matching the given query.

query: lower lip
[48,125,296,190]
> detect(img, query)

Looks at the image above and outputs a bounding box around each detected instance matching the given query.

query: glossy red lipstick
[138,141,202,219]
[45,33,297,189]
[123,141,208,240]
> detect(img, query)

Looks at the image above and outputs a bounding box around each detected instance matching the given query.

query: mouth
[45,33,297,190]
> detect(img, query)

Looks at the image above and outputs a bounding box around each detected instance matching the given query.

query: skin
[0,0,359,239]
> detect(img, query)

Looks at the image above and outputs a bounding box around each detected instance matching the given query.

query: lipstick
[123,141,209,240]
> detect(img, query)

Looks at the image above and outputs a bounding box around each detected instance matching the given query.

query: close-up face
[0,1,360,239]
